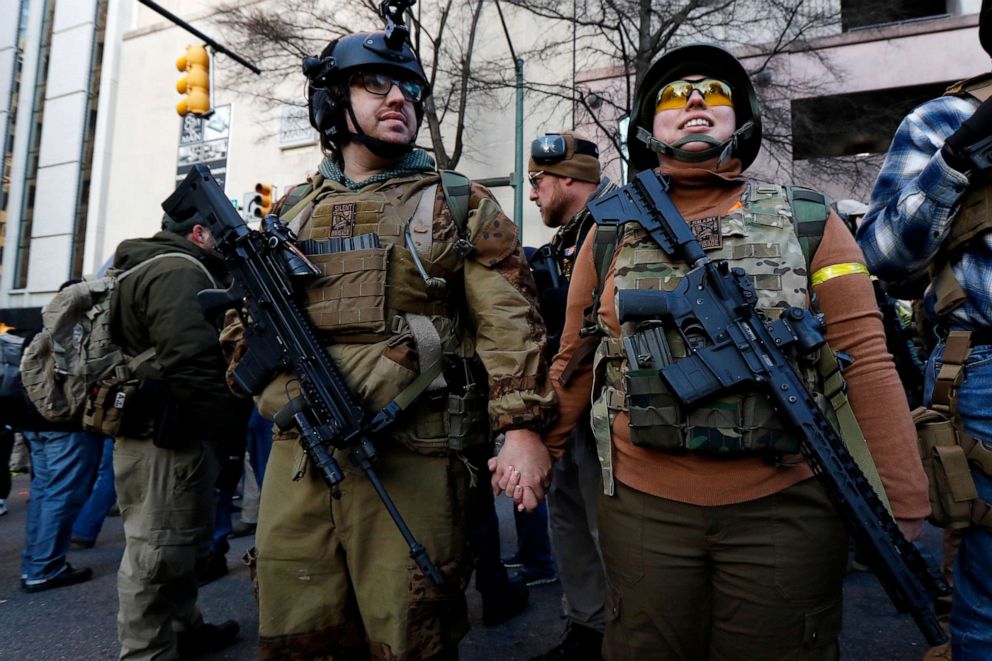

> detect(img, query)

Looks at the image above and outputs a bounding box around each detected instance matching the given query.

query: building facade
[0,0,987,316]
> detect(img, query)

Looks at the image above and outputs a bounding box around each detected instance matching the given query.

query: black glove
[943,95,992,171]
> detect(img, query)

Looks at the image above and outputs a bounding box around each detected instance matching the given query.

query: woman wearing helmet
[503,44,930,659]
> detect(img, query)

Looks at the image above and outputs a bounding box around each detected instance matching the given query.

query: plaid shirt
[857,93,992,330]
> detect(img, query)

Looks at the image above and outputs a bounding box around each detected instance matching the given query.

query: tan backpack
[20,253,215,432]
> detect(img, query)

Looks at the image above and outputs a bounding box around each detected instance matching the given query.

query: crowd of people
[2,1,992,660]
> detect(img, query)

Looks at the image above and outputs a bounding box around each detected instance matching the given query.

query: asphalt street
[0,471,942,660]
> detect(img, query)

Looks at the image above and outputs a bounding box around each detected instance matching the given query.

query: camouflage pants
[599,478,847,661]
[114,437,218,660]
[256,437,472,660]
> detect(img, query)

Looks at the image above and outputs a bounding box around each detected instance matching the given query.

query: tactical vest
[932,74,992,315]
[258,171,488,455]
[588,183,839,475]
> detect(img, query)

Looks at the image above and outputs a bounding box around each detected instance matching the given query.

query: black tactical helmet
[627,44,762,173]
[304,31,430,157]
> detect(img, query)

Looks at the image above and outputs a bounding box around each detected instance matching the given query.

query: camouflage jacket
[237,169,557,453]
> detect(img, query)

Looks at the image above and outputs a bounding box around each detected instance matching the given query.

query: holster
[425,355,488,453]
[83,374,166,440]
[914,331,992,531]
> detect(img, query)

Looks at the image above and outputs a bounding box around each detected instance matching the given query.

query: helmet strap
[636,127,721,163]
[637,121,755,166]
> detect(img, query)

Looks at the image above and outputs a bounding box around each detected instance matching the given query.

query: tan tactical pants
[114,437,218,660]
[256,437,472,660]
[599,478,847,661]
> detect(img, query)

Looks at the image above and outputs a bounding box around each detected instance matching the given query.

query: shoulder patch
[687,216,722,251]
[471,203,518,267]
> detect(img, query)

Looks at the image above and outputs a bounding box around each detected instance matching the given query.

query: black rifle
[527,244,567,359]
[162,164,444,586]
[528,244,563,291]
[873,282,926,408]
[589,169,949,646]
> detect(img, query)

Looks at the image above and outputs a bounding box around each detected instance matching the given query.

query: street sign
[176,104,232,190]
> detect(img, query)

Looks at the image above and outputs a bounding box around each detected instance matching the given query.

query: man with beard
[526,131,614,659]
[112,214,245,659]
[239,23,556,660]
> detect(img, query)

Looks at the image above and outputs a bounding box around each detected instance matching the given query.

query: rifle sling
[558,336,598,387]
[389,359,444,411]
[817,345,893,515]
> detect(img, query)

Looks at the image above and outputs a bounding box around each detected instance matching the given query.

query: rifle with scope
[588,169,950,646]
[162,164,444,586]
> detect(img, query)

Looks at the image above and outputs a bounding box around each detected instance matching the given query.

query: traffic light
[176,44,211,117]
[253,183,275,218]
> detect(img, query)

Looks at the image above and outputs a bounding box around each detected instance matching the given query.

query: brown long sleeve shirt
[546,163,930,520]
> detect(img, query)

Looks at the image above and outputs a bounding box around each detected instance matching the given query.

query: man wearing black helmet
[494,44,929,659]
[858,3,992,657]
[245,22,556,661]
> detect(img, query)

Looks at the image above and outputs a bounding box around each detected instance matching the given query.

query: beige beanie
[528,131,601,184]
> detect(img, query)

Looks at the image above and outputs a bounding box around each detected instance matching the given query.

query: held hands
[488,429,552,512]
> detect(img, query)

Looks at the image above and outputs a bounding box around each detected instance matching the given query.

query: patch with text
[330,203,356,238]
[687,216,722,251]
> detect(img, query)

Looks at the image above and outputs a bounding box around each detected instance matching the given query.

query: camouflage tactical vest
[257,172,488,455]
[932,74,992,315]
[589,182,838,470]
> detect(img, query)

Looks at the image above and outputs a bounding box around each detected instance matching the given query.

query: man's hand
[896,517,925,542]
[488,429,551,513]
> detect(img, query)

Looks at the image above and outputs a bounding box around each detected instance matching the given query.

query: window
[13,0,55,289]
[841,0,947,32]
[791,82,952,161]
[0,0,32,269]
[70,0,109,279]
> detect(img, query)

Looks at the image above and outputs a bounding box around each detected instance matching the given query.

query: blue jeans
[71,437,117,543]
[208,408,271,555]
[925,341,992,658]
[210,487,234,556]
[21,430,102,581]
[246,407,273,488]
[512,498,557,574]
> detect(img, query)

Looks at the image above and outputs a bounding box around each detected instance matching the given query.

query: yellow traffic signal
[253,183,274,218]
[176,44,211,117]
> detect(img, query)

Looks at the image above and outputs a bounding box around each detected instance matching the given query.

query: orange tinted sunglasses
[656,79,733,111]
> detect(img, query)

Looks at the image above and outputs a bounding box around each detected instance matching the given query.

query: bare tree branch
[212,0,493,170]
